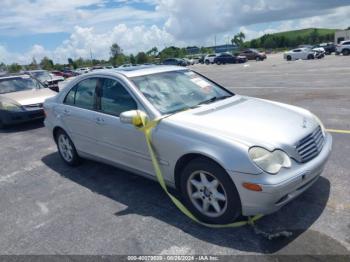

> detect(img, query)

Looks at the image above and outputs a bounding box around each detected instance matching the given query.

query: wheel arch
[174,152,227,191]
[53,126,66,143]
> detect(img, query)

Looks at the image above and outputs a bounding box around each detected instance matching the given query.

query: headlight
[249,147,291,174]
[0,98,23,112]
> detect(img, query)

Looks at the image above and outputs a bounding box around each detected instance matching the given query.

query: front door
[93,77,154,175]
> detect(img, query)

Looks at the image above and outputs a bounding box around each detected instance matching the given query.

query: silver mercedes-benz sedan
[44,65,332,224]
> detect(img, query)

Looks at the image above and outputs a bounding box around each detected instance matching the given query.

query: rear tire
[216,60,221,65]
[56,129,81,166]
[180,158,242,224]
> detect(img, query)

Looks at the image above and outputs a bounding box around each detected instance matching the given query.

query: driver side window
[98,78,137,116]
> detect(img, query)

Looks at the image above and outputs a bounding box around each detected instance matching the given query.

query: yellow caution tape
[326,129,350,134]
[135,111,263,228]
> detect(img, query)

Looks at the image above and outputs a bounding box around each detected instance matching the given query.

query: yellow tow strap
[136,111,263,228]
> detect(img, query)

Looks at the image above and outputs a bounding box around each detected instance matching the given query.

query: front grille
[296,126,325,163]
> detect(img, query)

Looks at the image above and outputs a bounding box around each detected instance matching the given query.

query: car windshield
[0,77,43,94]
[131,70,233,114]
[31,71,51,82]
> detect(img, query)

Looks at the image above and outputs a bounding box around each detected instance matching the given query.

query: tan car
[239,49,267,61]
[0,74,57,128]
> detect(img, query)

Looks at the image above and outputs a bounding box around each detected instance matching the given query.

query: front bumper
[228,133,332,216]
[0,108,45,126]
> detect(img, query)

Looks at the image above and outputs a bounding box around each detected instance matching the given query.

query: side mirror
[120,110,147,127]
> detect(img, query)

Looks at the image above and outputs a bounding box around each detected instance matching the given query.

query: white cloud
[157,0,350,40]
[1,24,180,64]
[0,0,162,35]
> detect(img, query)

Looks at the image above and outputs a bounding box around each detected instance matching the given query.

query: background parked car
[284,48,316,61]
[299,45,325,58]
[75,67,90,75]
[239,49,266,61]
[0,74,57,128]
[24,70,59,92]
[204,54,217,64]
[315,43,336,55]
[213,53,247,64]
[183,58,194,65]
[191,56,201,64]
[336,40,350,55]
[162,58,187,66]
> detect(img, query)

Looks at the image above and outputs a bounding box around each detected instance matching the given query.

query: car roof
[24,69,47,72]
[0,74,31,80]
[86,65,188,78]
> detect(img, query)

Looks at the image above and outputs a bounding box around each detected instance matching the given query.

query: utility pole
[214,35,217,53]
[90,48,93,65]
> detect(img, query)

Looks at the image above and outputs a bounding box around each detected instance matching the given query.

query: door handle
[95,117,105,125]
[63,108,70,115]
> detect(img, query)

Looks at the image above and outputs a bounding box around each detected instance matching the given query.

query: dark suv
[314,43,336,55]
[239,49,266,61]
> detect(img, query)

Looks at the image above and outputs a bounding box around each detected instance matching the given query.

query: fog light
[243,182,262,192]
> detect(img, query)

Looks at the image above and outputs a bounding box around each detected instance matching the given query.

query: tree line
[1,28,340,73]
[243,29,335,49]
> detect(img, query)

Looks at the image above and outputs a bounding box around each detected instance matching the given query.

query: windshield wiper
[198,95,232,105]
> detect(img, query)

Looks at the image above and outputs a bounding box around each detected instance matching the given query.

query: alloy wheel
[58,134,74,162]
[187,170,228,218]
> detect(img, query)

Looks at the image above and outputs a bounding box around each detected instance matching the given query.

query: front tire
[56,130,80,166]
[286,55,292,61]
[180,158,241,224]
[307,54,314,60]
[342,49,350,56]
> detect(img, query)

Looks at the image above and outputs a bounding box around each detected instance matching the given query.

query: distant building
[335,29,350,43]
[186,46,200,54]
[208,44,238,53]
[186,44,238,55]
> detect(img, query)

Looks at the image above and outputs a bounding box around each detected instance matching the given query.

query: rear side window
[99,78,137,116]
[64,78,97,110]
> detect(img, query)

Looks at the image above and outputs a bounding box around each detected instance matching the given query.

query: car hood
[167,95,318,155]
[0,88,57,106]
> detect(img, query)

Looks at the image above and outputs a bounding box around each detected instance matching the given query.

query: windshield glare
[131,70,233,114]
[32,71,51,82]
[0,77,43,94]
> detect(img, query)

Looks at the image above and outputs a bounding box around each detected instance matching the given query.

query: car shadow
[0,120,44,133]
[42,152,333,254]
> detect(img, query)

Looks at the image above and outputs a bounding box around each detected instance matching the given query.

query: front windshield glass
[131,70,233,114]
[0,77,43,94]
[32,71,51,82]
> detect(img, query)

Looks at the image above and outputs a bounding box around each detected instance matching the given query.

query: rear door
[59,78,100,154]
[93,77,154,174]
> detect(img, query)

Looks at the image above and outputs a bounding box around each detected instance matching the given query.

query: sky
[0,0,350,64]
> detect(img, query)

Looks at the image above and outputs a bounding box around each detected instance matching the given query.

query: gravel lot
[0,54,349,257]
